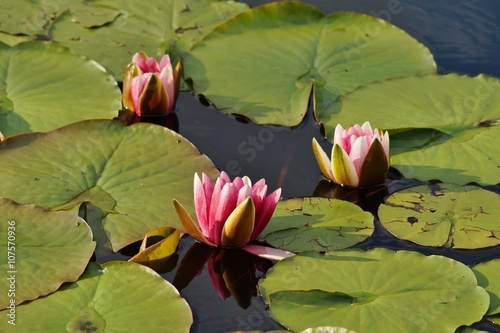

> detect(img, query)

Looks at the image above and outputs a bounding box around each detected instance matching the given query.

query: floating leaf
[260,198,373,252]
[378,183,500,249]
[316,74,500,185]
[129,226,180,266]
[0,41,121,137]
[0,261,193,332]
[1,0,248,79]
[473,258,500,317]
[183,2,435,126]
[259,248,489,333]
[0,120,219,253]
[0,198,95,309]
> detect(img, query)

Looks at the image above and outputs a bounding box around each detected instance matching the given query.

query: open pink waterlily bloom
[122,51,181,116]
[173,172,281,248]
[312,121,390,188]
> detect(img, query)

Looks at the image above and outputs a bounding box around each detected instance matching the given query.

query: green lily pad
[0,119,219,254]
[259,248,489,333]
[378,183,500,249]
[0,198,95,309]
[260,197,374,252]
[0,41,121,137]
[0,0,248,79]
[0,261,193,332]
[316,73,500,185]
[473,259,500,316]
[0,32,30,46]
[183,2,436,127]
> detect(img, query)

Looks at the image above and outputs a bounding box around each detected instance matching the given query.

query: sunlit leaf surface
[378,183,500,249]
[0,198,95,309]
[259,248,489,333]
[0,261,193,332]
[0,120,219,253]
[260,197,374,252]
[317,73,500,185]
[473,258,500,317]
[0,0,248,79]
[0,41,121,137]
[184,2,436,126]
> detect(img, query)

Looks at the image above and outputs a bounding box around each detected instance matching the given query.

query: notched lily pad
[184,1,435,126]
[0,197,95,309]
[0,41,121,137]
[0,261,193,332]
[378,183,500,249]
[260,197,374,252]
[473,258,500,317]
[259,248,489,333]
[317,74,500,185]
[0,119,219,254]
[49,0,249,79]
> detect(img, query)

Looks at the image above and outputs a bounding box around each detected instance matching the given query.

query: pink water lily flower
[122,51,181,116]
[312,121,390,188]
[173,172,281,248]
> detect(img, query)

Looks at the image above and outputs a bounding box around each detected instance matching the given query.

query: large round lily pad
[473,259,500,318]
[0,119,219,253]
[378,183,500,249]
[316,73,500,185]
[260,197,374,252]
[0,41,121,137]
[0,261,193,332]
[0,198,95,309]
[259,248,489,333]
[0,0,248,79]
[183,1,436,126]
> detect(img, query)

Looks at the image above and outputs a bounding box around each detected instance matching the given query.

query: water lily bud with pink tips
[122,51,181,116]
[173,172,281,248]
[312,121,390,187]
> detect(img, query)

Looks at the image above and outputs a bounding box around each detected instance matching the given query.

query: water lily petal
[349,135,370,176]
[312,138,334,181]
[194,174,211,236]
[381,130,390,162]
[173,199,214,247]
[137,74,170,116]
[358,138,389,187]
[122,63,140,111]
[221,198,255,248]
[211,183,238,246]
[250,187,281,240]
[131,51,149,72]
[361,121,373,134]
[332,144,359,187]
[250,181,267,210]
[237,185,252,205]
[333,124,345,147]
[159,64,175,112]
[172,61,182,109]
[243,244,295,261]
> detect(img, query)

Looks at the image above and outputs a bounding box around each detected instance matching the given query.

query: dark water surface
[104,1,500,332]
